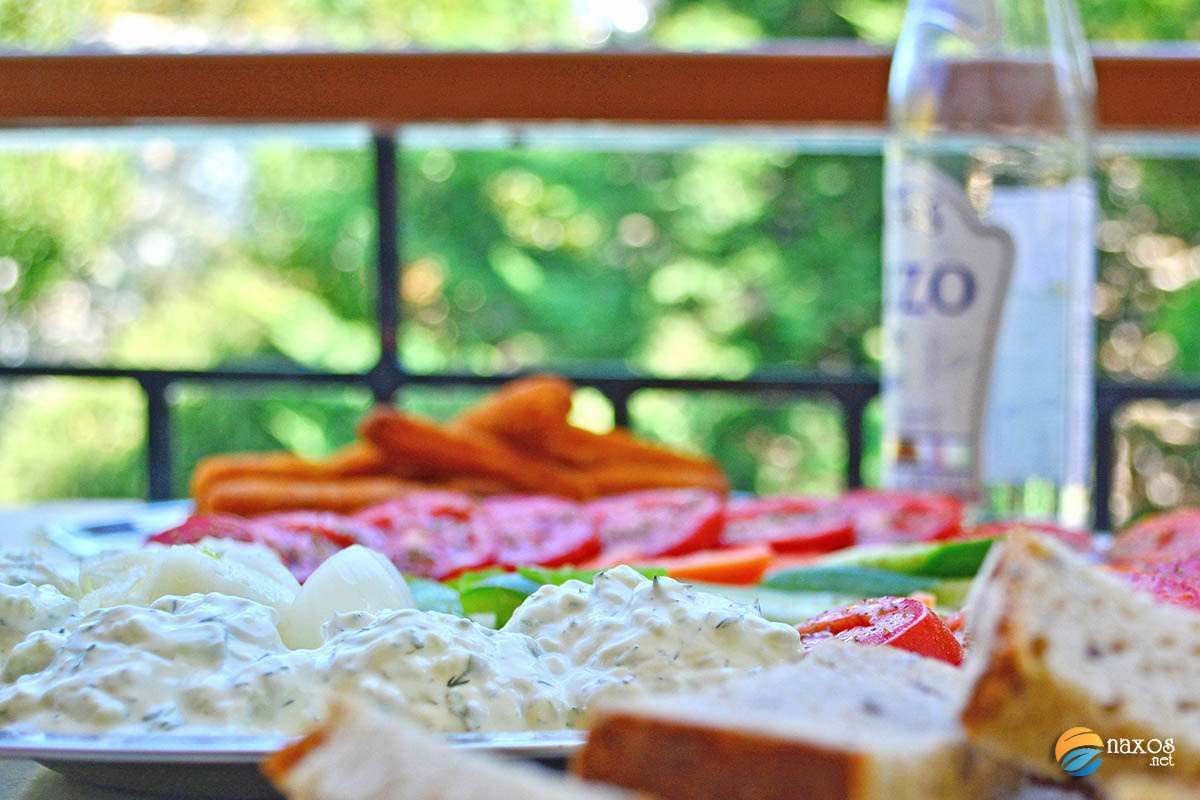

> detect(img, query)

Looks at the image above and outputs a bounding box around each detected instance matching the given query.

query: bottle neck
[890,0,1096,138]
[905,0,1082,50]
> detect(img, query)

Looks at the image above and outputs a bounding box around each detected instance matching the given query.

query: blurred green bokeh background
[0,1,1198,525]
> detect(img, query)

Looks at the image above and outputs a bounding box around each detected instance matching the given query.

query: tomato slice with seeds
[354,490,474,531]
[152,512,361,583]
[478,495,601,568]
[354,491,495,580]
[967,520,1094,553]
[1112,560,1200,613]
[150,514,262,546]
[796,596,964,665]
[1112,508,1200,566]
[588,489,725,558]
[838,490,963,544]
[582,543,773,585]
[721,496,854,554]
[650,544,773,585]
[251,511,370,582]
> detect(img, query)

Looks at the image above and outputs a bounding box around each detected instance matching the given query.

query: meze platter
[0,376,1193,798]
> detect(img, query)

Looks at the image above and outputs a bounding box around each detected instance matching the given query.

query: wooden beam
[1,48,1198,130]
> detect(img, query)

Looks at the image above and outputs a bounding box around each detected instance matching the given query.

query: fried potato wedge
[434,475,522,496]
[584,461,729,495]
[197,474,419,516]
[519,425,725,474]
[454,377,723,477]
[451,374,574,439]
[360,406,594,499]
[190,442,407,500]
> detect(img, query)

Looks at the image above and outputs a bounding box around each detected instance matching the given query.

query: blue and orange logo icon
[1056,727,1104,777]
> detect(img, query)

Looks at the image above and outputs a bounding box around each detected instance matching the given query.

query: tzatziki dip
[0,540,802,736]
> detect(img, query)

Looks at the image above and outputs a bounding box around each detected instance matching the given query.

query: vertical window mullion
[369,129,403,404]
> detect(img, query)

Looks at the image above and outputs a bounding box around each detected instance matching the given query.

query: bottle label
[882,162,1014,497]
[982,179,1096,488]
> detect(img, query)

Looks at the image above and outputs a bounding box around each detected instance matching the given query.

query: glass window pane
[0,378,145,503]
[3,4,1187,53]
[628,389,847,494]
[401,130,883,379]
[0,127,375,372]
[1111,400,1200,526]
[1097,153,1200,382]
[170,383,373,496]
[399,384,490,422]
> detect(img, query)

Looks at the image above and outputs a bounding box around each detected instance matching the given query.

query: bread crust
[960,533,1200,790]
[577,712,854,800]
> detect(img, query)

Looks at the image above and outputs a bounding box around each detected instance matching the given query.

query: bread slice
[1103,774,1198,800]
[576,641,1015,800]
[264,696,630,800]
[960,532,1200,790]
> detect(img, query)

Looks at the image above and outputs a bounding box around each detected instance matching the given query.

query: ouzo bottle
[881,0,1097,525]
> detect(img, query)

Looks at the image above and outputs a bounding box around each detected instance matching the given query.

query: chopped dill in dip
[0,547,802,736]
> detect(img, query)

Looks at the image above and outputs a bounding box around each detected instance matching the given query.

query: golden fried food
[360,406,594,499]
[434,476,523,496]
[190,442,401,501]
[322,441,388,475]
[503,423,724,474]
[189,374,730,512]
[196,474,418,516]
[584,461,729,495]
[451,374,574,440]
[455,377,723,478]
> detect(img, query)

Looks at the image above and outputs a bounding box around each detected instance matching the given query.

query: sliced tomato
[795,596,964,665]
[354,490,495,580]
[1112,560,1200,613]
[655,544,773,585]
[354,490,475,530]
[150,514,262,546]
[252,511,371,582]
[721,496,854,554]
[588,489,725,558]
[477,495,601,568]
[581,543,772,585]
[1112,508,1200,566]
[968,520,1094,553]
[838,490,963,544]
[153,512,364,582]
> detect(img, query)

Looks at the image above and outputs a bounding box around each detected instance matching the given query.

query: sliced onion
[79,539,300,614]
[278,545,414,650]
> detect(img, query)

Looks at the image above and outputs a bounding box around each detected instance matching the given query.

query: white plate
[0,729,586,798]
[43,500,192,557]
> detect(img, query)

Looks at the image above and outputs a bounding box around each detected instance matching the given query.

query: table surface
[0,500,207,800]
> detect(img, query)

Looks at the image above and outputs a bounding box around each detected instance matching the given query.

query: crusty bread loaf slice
[576,641,1015,800]
[960,532,1200,790]
[264,696,630,800]
[1103,774,1198,800]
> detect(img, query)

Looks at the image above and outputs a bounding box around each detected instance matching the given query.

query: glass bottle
[881,0,1097,526]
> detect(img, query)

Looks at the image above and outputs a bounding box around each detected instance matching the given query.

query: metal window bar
[3,50,1200,531]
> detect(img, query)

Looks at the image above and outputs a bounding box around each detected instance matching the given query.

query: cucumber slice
[762,565,938,596]
[692,583,860,625]
[458,574,542,627]
[931,577,974,609]
[814,538,995,579]
[918,539,995,578]
[406,577,464,617]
